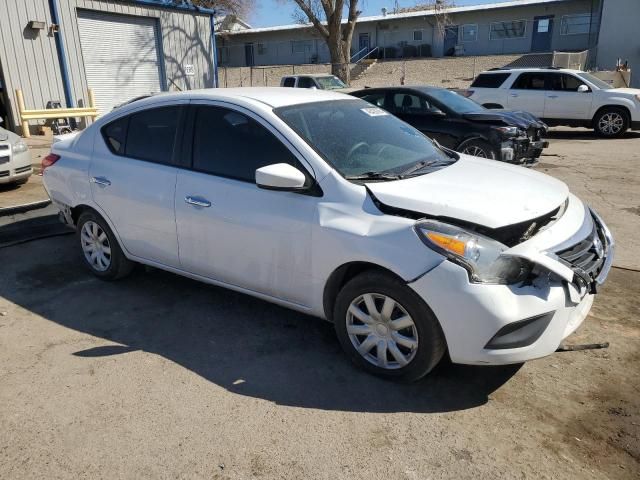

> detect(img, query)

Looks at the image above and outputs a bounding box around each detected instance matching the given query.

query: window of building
[192,106,300,183]
[217,46,230,65]
[291,40,312,54]
[257,43,267,55]
[125,107,180,165]
[413,30,423,41]
[511,72,548,90]
[537,18,550,33]
[560,13,591,35]
[490,20,526,40]
[461,24,478,42]
[470,72,511,88]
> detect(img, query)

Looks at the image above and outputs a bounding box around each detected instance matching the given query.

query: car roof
[481,67,584,74]
[118,87,354,110]
[285,74,337,79]
[350,85,450,94]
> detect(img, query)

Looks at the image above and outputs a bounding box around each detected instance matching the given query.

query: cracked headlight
[12,141,28,154]
[494,126,520,137]
[415,220,531,284]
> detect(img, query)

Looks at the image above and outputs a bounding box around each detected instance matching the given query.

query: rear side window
[297,77,315,88]
[125,107,179,165]
[102,116,128,154]
[282,77,295,87]
[470,73,510,88]
[511,73,548,90]
[192,106,301,183]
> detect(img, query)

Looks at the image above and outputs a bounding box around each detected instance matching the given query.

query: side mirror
[0,116,4,125]
[426,109,446,117]
[256,163,307,191]
[577,84,590,93]
[310,85,318,90]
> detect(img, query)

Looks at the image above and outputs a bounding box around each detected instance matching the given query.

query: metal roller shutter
[77,10,164,115]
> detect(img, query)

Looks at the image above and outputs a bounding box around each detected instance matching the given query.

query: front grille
[556,215,608,290]
[15,166,31,174]
[0,144,9,151]
[0,170,9,178]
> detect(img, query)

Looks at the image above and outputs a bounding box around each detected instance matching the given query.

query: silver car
[0,117,32,185]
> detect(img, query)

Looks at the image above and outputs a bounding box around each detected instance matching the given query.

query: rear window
[470,73,511,88]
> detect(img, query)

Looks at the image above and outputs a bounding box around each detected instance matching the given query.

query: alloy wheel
[462,145,489,158]
[598,112,624,136]
[80,221,112,272]
[346,293,418,369]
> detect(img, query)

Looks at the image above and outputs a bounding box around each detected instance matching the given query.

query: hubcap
[462,145,488,158]
[80,221,112,272]
[598,112,623,135]
[346,293,418,370]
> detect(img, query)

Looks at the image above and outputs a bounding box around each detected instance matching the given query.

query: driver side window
[391,93,430,114]
[192,106,302,183]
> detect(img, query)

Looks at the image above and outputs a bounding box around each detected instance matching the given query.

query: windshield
[426,89,485,114]
[576,72,612,90]
[315,76,347,90]
[275,99,455,178]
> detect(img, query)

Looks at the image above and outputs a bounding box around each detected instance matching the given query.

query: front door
[244,43,254,66]
[531,15,554,52]
[543,72,592,119]
[175,103,317,306]
[358,33,370,57]
[89,103,185,268]
[443,26,459,56]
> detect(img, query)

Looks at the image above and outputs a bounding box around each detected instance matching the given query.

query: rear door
[507,72,549,117]
[543,73,592,119]
[90,103,186,267]
[174,102,318,306]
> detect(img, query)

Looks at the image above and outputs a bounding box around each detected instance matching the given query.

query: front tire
[76,211,134,280]
[333,271,446,382]
[593,107,629,138]
[458,139,498,160]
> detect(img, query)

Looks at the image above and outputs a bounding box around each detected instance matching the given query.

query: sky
[249,0,510,28]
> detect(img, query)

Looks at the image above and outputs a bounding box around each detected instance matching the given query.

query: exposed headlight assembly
[12,141,28,154]
[415,220,531,284]
[494,126,520,137]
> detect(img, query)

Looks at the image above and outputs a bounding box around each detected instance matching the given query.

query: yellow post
[87,88,97,121]
[15,89,30,138]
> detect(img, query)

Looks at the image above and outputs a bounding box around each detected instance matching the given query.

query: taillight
[41,153,60,172]
[460,89,474,98]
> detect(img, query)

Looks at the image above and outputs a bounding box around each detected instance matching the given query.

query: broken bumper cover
[501,138,548,164]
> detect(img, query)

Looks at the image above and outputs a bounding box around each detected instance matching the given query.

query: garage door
[77,11,164,115]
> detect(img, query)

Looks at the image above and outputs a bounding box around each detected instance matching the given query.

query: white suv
[465,68,640,137]
[42,88,613,381]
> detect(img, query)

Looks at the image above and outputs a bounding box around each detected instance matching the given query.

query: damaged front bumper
[408,195,613,365]
[500,137,549,165]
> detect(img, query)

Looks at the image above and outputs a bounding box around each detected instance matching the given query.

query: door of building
[443,26,459,56]
[77,11,164,115]
[532,16,554,52]
[244,43,255,66]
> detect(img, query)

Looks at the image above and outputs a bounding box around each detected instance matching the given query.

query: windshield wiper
[345,171,401,181]
[399,161,432,176]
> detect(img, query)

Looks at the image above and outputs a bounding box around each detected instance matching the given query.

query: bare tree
[289,0,361,84]
[397,1,454,45]
[178,0,255,18]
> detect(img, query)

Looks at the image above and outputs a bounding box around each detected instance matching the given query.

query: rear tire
[333,271,446,382]
[593,107,629,138]
[76,211,134,280]
[458,139,498,160]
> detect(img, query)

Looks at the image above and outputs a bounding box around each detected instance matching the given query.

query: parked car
[42,88,613,381]
[350,86,548,165]
[0,117,32,186]
[463,67,640,138]
[280,74,349,91]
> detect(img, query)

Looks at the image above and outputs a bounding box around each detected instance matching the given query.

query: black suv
[350,86,548,165]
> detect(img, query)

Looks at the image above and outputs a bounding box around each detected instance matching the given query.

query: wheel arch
[70,203,132,259]
[592,104,631,125]
[322,261,408,322]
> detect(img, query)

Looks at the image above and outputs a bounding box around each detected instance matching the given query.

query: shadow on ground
[0,235,520,413]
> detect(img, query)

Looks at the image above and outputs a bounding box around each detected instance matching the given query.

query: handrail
[356,46,379,64]
[16,88,98,138]
[350,46,368,63]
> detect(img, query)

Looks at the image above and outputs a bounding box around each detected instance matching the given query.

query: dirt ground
[0,128,638,479]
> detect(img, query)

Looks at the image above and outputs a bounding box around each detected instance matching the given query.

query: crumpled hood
[462,109,547,130]
[366,155,568,229]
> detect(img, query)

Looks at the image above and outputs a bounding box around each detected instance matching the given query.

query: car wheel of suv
[77,211,134,280]
[334,271,446,382]
[594,108,629,138]
[459,139,498,159]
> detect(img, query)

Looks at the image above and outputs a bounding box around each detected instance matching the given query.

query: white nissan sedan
[42,88,613,381]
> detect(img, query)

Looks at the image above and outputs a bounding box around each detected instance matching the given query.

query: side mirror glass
[256,163,307,191]
[577,84,590,93]
[310,85,318,90]
[0,116,4,125]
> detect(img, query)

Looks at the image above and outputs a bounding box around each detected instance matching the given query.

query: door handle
[510,93,519,97]
[547,95,558,98]
[185,196,211,208]
[90,176,111,187]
